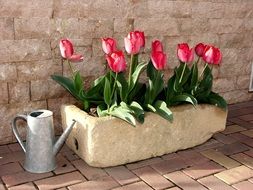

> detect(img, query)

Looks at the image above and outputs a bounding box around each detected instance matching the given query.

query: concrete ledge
[61,104,227,167]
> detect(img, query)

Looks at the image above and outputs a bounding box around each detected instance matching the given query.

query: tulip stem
[128,54,133,84]
[200,63,208,79]
[67,60,75,78]
[179,63,187,84]
[110,72,118,102]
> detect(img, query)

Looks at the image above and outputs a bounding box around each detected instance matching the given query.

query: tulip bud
[151,51,167,70]
[124,31,145,54]
[152,40,163,53]
[102,38,117,55]
[106,51,127,73]
[195,43,206,57]
[177,43,194,63]
[202,45,222,65]
[59,39,83,62]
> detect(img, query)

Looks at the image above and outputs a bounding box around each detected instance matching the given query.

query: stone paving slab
[0,101,253,189]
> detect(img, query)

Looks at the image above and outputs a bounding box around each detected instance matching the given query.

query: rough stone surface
[61,104,227,167]
[0,0,253,145]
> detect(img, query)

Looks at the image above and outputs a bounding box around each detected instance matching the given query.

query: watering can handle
[11,115,27,153]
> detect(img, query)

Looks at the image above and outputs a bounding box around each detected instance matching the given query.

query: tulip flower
[177,43,194,63]
[106,51,127,73]
[151,51,167,70]
[102,38,117,55]
[124,31,145,54]
[202,45,222,65]
[195,43,206,57]
[152,40,163,52]
[59,39,84,62]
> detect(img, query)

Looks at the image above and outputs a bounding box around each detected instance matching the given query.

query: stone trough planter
[61,104,227,167]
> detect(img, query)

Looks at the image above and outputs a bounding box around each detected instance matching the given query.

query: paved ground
[1,101,253,190]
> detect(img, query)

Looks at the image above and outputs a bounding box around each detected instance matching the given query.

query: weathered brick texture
[0,0,252,144]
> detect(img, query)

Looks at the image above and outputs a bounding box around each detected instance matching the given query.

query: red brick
[133,166,173,190]
[0,145,11,154]
[54,154,76,175]
[126,157,163,170]
[183,161,225,179]
[8,182,37,190]
[222,125,246,135]
[0,151,25,165]
[233,181,253,190]
[229,133,253,147]
[213,133,237,144]
[216,142,249,155]
[194,139,223,152]
[60,151,79,162]
[105,166,139,185]
[177,149,210,166]
[228,107,253,118]
[239,114,253,121]
[71,159,108,180]
[231,153,253,169]
[229,118,253,129]
[245,149,253,157]
[164,171,207,190]
[8,143,23,152]
[35,171,86,190]
[68,176,120,190]
[198,175,235,190]
[151,157,188,175]
[2,171,53,187]
[112,181,153,190]
[0,162,23,176]
[161,153,178,160]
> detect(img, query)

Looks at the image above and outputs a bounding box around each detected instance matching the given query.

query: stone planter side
[61,104,227,167]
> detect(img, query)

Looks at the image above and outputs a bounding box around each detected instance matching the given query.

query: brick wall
[0,0,253,144]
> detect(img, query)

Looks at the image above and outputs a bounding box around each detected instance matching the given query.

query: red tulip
[102,38,117,55]
[177,43,194,63]
[202,45,222,65]
[195,43,206,57]
[152,40,163,52]
[59,39,83,62]
[106,51,127,73]
[151,51,167,70]
[124,31,145,54]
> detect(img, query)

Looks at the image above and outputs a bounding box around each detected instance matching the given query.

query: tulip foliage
[52,34,227,126]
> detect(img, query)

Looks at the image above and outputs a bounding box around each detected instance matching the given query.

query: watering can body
[12,110,76,173]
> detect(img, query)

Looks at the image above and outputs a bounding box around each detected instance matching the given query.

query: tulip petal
[59,39,74,59]
[69,54,84,62]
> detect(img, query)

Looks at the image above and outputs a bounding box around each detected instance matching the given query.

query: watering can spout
[53,119,76,155]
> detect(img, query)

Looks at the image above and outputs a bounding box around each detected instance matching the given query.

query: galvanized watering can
[12,109,76,173]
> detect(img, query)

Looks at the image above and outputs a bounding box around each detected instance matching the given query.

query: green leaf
[97,104,108,117]
[171,93,198,106]
[74,71,84,94]
[166,75,176,105]
[153,100,173,122]
[174,63,190,92]
[207,92,227,110]
[104,77,111,106]
[129,62,147,92]
[110,106,136,126]
[116,73,128,101]
[51,75,83,101]
[146,60,156,80]
[190,62,198,90]
[146,104,156,112]
[130,101,145,123]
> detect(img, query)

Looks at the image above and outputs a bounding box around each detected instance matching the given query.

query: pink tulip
[124,31,145,54]
[152,40,163,52]
[177,43,194,63]
[151,51,167,70]
[202,45,222,65]
[102,38,117,55]
[195,43,206,57]
[59,39,83,62]
[106,51,127,73]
